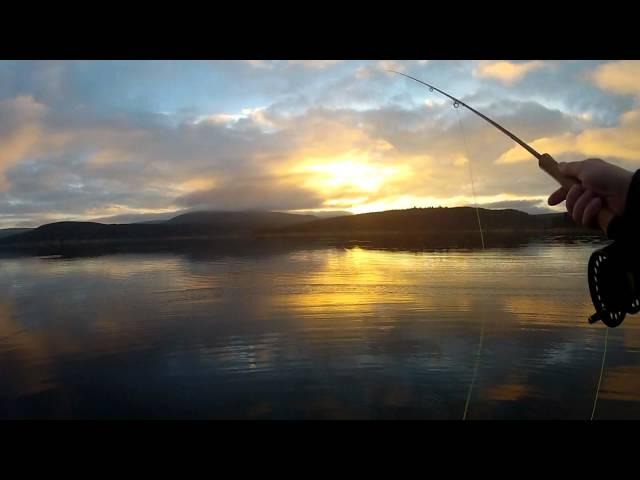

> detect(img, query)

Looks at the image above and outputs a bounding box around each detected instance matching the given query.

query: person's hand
[547,158,633,227]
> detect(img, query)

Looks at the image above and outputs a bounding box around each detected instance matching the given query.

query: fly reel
[588,241,640,327]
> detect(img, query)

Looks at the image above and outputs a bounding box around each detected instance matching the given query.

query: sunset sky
[1,59,640,228]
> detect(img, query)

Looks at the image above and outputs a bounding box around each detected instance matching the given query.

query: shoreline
[0,228,607,259]
[0,227,603,249]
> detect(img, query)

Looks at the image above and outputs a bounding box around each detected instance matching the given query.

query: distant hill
[263,207,580,235]
[0,207,590,248]
[0,228,32,239]
[0,211,318,246]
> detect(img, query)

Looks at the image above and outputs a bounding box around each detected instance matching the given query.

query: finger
[582,196,603,228]
[565,184,584,215]
[548,187,567,206]
[558,161,585,180]
[572,190,595,225]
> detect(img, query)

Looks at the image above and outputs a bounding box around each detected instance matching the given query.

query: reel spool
[588,241,640,327]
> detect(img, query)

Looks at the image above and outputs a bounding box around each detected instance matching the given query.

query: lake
[1,236,639,419]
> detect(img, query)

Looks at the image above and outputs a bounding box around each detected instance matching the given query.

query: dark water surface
[2,236,639,419]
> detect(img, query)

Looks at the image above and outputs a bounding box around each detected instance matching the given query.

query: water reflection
[1,236,639,418]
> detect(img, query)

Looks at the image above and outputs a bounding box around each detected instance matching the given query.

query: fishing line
[455,107,485,250]
[591,327,609,420]
[454,106,486,420]
[463,320,485,420]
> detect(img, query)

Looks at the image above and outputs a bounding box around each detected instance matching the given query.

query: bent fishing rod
[389,70,640,328]
[387,70,615,232]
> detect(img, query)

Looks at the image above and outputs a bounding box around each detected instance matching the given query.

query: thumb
[557,161,584,180]
[548,187,567,206]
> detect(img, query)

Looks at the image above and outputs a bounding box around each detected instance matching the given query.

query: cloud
[378,60,406,73]
[244,60,343,70]
[0,92,589,227]
[244,60,274,69]
[288,210,352,218]
[1,60,638,228]
[176,175,325,211]
[591,60,640,96]
[497,107,640,166]
[89,211,182,224]
[474,60,547,85]
[287,60,343,69]
[0,96,48,181]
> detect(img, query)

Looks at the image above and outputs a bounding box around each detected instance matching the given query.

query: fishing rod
[387,70,615,232]
[389,69,640,328]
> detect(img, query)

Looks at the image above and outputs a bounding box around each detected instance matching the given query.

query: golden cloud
[474,60,546,85]
[0,96,48,186]
[379,60,406,73]
[244,60,274,69]
[287,60,343,69]
[592,60,640,96]
[497,110,640,165]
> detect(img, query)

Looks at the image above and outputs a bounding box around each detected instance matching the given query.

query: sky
[1,59,640,228]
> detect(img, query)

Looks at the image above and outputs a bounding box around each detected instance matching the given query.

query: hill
[263,207,579,235]
[0,211,317,245]
[0,207,588,247]
[0,228,32,239]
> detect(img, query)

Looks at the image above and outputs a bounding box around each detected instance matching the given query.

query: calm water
[2,237,640,419]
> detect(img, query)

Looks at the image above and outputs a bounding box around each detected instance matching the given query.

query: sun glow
[291,151,412,210]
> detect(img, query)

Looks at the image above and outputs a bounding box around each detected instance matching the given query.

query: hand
[547,158,633,227]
